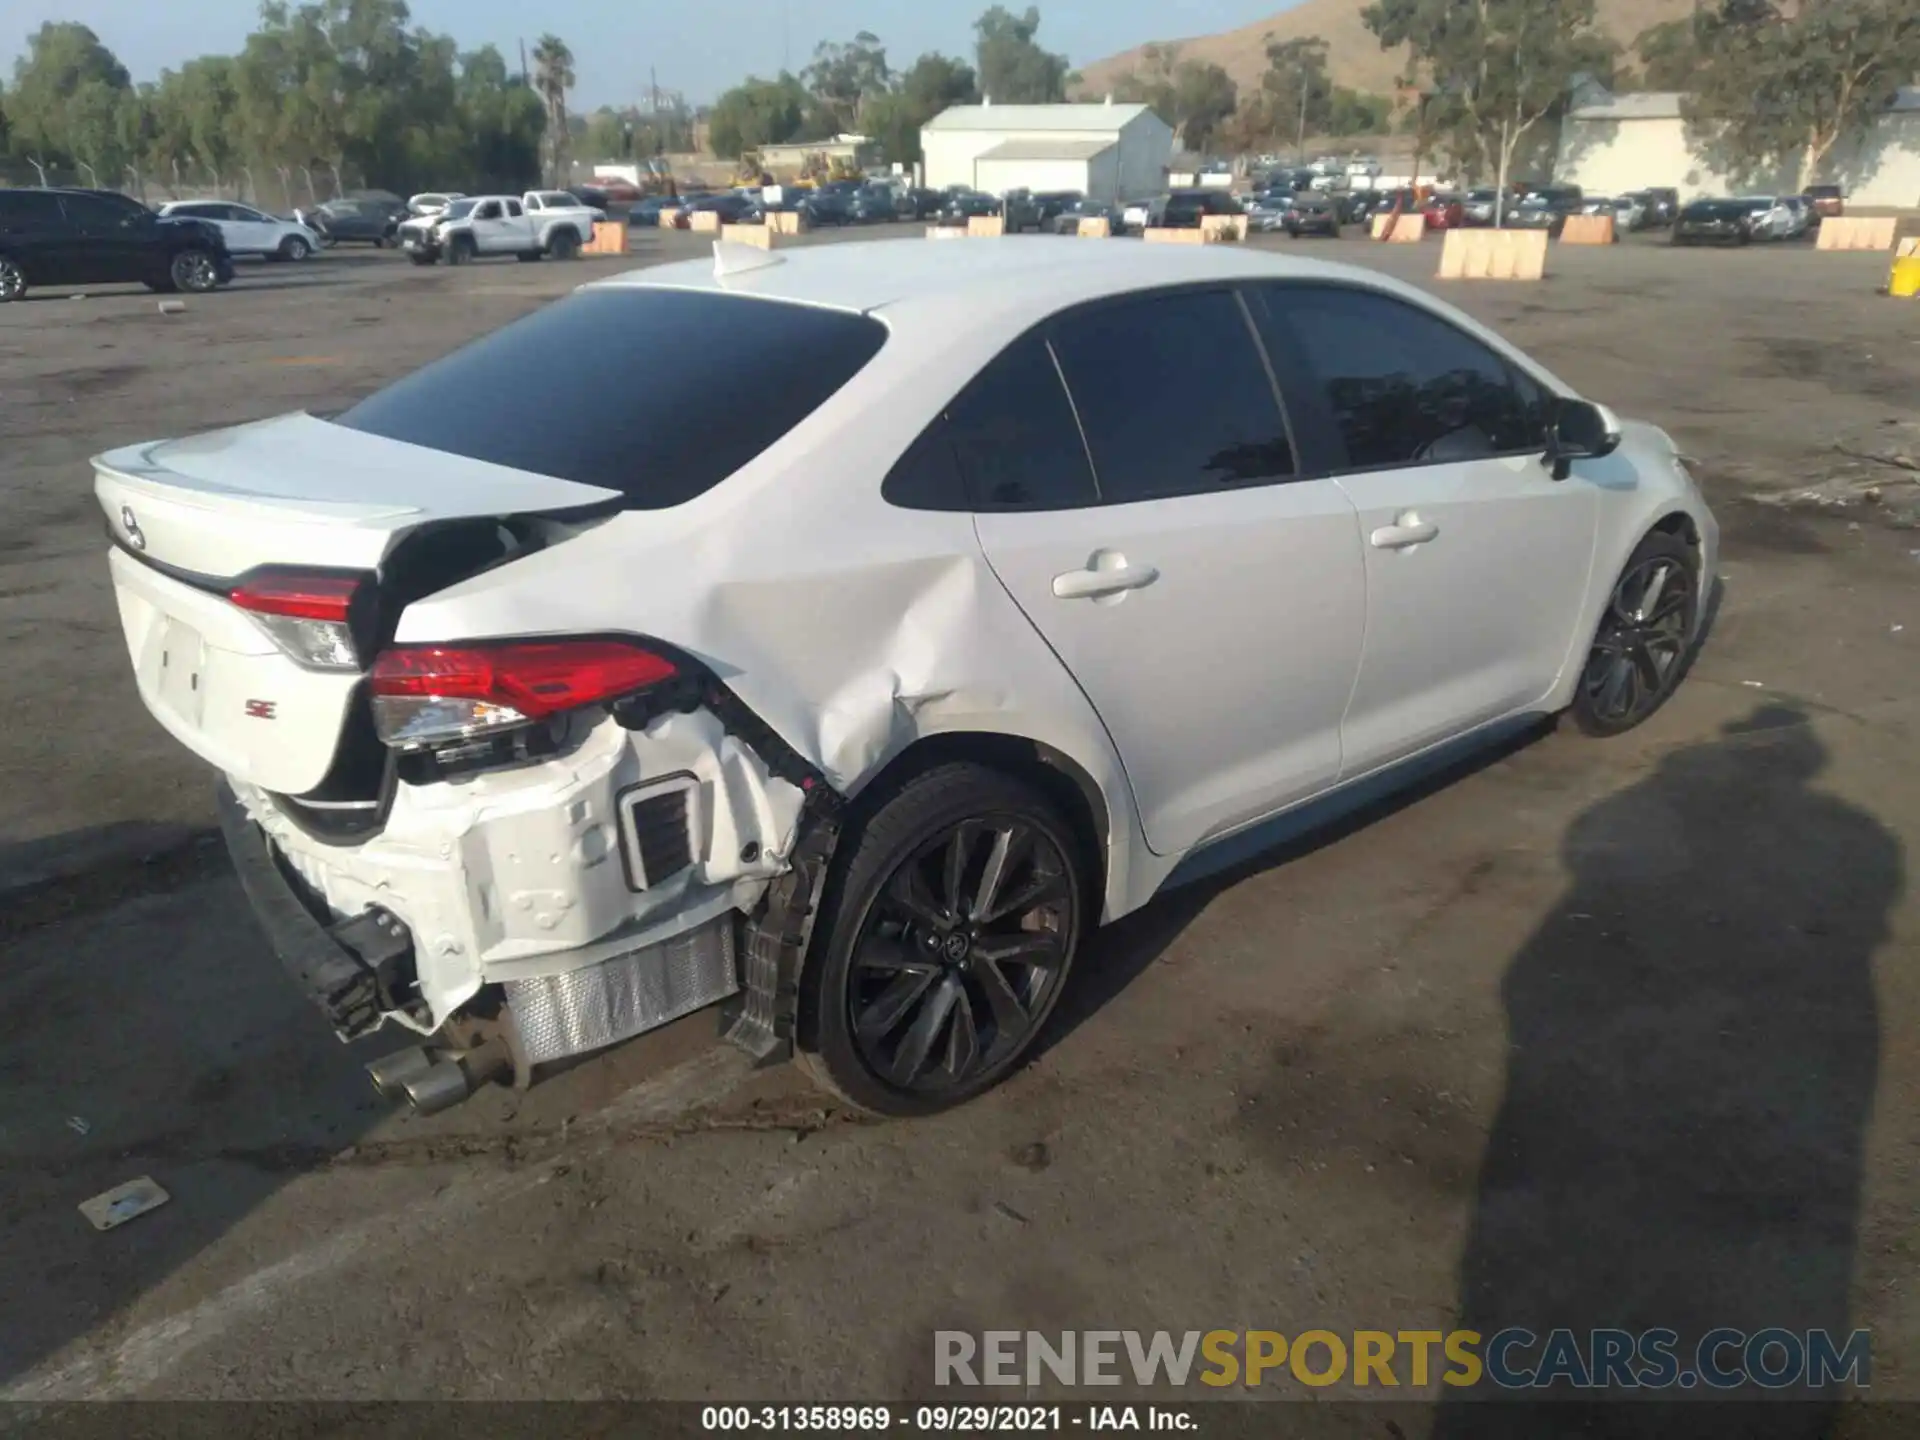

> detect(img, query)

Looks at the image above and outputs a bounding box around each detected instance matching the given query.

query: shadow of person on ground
[1434,704,1900,1439]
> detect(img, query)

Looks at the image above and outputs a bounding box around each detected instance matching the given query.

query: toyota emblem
[120,505,146,551]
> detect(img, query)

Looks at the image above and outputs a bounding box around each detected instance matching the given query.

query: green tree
[6,21,133,172]
[1260,36,1335,160]
[1171,62,1238,153]
[457,45,545,190]
[532,33,575,184]
[1363,0,1616,214]
[583,107,632,160]
[974,6,1068,104]
[1630,17,1697,91]
[864,51,977,166]
[804,31,891,134]
[1683,0,1920,185]
[708,73,811,159]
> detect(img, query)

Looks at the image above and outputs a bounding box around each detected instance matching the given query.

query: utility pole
[781,0,790,73]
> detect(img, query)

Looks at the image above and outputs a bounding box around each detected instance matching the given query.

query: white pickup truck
[399,193,603,265]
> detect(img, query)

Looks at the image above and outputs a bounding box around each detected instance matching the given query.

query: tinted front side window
[1256,286,1544,469]
[944,335,1097,511]
[335,289,887,507]
[61,194,135,230]
[1049,289,1294,504]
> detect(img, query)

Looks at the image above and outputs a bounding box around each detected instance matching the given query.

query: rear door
[1249,282,1597,778]
[0,190,79,285]
[225,203,281,252]
[58,192,149,283]
[967,287,1367,858]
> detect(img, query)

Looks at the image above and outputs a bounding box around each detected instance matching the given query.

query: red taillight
[229,569,362,621]
[369,639,678,748]
[228,567,367,671]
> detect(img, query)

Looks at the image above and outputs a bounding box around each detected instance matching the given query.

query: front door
[1248,283,1598,778]
[58,192,150,285]
[468,199,515,254]
[962,289,1367,858]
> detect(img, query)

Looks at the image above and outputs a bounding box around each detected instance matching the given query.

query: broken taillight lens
[368,638,678,749]
[229,568,367,670]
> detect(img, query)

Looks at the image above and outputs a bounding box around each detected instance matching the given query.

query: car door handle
[1370,515,1440,549]
[1052,557,1160,600]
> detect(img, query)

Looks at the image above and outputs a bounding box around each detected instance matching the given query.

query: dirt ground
[1,224,1916,1419]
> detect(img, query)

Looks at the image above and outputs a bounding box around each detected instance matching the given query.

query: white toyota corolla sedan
[94,238,1717,1117]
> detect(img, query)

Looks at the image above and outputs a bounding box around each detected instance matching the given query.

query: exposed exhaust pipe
[365,1038,511,1116]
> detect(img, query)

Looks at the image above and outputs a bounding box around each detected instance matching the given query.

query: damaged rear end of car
[95,281,889,1112]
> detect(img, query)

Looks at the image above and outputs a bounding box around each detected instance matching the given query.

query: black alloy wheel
[801,764,1086,1116]
[1571,532,1698,736]
[0,256,25,302]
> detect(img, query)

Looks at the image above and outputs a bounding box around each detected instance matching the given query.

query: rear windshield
[333,287,888,507]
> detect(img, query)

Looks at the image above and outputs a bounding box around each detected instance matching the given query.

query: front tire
[800,764,1087,1117]
[446,235,475,266]
[170,248,219,293]
[1569,531,1699,737]
[279,235,311,261]
[546,227,580,260]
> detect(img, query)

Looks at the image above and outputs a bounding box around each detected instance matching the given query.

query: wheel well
[845,732,1110,902]
[1652,511,1703,574]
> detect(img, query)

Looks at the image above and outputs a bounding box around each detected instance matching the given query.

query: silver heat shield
[504,918,738,1066]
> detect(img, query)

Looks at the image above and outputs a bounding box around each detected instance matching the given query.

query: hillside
[1075,0,1690,102]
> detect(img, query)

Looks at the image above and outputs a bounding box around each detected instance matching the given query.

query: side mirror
[1543,398,1621,480]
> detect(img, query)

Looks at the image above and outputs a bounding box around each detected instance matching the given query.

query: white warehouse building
[921,101,1174,203]
[1555,84,1920,207]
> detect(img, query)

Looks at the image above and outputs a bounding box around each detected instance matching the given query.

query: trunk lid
[96,411,619,795]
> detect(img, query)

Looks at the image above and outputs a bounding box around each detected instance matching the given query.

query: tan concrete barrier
[1437,228,1549,281]
[1560,213,1615,245]
[720,223,778,250]
[583,220,629,255]
[1370,213,1427,242]
[688,210,722,234]
[925,225,969,240]
[766,210,809,235]
[1077,216,1111,238]
[1817,216,1898,251]
[1200,214,1248,242]
[966,215,1006,237]
[1143,227,1206,244]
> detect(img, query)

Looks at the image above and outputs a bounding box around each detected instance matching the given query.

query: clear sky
[3,0,1295,109]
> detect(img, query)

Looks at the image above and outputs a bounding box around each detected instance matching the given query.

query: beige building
[1556,85,1920,206]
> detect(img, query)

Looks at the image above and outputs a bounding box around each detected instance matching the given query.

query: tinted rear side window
[334,288,887,507]
[944,334,1097,511]
[0,192,68,229]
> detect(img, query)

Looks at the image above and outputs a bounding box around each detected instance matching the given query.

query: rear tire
[1568,531,1699,737]
[546,227,581,259]
[0,255,26,302]
[798,763,1088,1118]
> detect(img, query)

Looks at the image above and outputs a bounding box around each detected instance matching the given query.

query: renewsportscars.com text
[935,1328,1871,1391]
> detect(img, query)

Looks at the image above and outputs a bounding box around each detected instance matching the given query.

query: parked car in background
[158,200,322,261]
[1735,196,1796,241]
[846,185,898,224]
[1283,193,1342,238]
[1671,198,1759,246]
[683,192,760,226]
[1641,188,1680,227]
[1048,196,1124,234]
[97,241,1716,1118]
[1028,191,1083,227]
[0,186,233,301]
[1148,188,1245,229]
[939,188,1001,224]
[1777,195,1812,237]
[1245,190,1292,232]
[306,196,407,247]
[1502,191,1581,236]
[1462,187,1501,226]
[407,192,465,218]
[567,185,611,212]
[893,187,943,220]
[398,195,591,264]
[996,190,1044,232]
[1421,193,1467,230]
[628,195,684,228]
[1614,192,1655,231]
[1803,184,1844,222]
